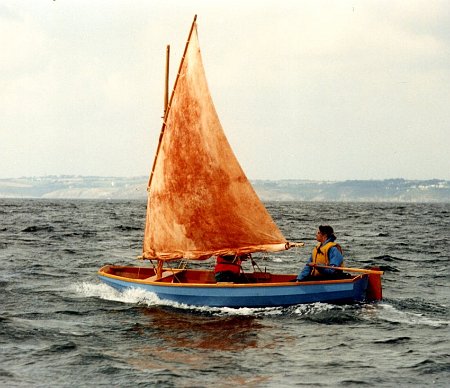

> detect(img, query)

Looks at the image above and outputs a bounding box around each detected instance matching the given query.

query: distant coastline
[0,176,449,202]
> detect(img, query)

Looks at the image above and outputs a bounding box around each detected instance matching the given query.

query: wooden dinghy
[98,264,382,308]
[98,16,383,308]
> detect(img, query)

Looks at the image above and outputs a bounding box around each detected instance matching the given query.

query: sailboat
[98,16,383,308]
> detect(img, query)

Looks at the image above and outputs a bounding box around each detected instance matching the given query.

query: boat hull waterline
[98,266,374,308]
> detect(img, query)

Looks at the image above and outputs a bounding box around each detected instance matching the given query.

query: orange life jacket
[311,242,343,277]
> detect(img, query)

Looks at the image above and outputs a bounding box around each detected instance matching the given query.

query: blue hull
[98,271,369,308]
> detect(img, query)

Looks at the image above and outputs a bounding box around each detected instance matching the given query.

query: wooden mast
[150,16,197,279]
[164,45,170,116]
[147,14,198,190]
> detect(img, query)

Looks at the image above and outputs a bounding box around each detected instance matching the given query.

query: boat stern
[365,267,383,301]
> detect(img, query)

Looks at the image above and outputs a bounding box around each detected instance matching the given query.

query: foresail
[143,20,287,260]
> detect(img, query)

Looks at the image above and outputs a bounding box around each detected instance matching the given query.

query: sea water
[1,199,449,387]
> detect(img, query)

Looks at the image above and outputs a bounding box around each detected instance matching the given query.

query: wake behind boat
[98,16,383,308]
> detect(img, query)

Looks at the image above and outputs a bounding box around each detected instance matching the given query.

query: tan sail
[143,19,288,260]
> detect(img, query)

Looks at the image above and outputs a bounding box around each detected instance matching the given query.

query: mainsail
[143,17,288,260]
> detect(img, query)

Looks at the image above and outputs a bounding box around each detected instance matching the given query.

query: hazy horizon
[1,174,448,183]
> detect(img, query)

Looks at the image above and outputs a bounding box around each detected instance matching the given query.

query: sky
[1,0,449,181]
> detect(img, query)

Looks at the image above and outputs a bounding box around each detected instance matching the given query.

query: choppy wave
[375,303,449,327]
[1,199,449,387]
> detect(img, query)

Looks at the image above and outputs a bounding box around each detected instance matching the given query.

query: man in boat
[294,225,349,281]
[214,255,244,282]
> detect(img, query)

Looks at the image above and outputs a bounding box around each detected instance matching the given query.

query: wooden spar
[164,45,170,116]
[156,260,164,280]
[147,14,198,190]
[308,264,384,275]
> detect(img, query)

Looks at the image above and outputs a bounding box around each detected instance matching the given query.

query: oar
[308,264,384,275]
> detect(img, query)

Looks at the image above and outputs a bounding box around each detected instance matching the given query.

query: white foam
[72,281,286,316]
[366,303,450,327]
[72,281,162,305]
[292,302,337,315]
[190,305,283,316]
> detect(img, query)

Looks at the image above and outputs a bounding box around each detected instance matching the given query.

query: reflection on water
[123,306,273,383]
[138,306,263,351]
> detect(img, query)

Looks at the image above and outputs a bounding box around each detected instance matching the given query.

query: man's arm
[297,255,313,280]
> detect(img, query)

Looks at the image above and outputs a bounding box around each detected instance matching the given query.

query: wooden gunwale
[98,266,364,288]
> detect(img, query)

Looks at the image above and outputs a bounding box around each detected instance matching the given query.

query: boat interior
[99,265,360,285]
